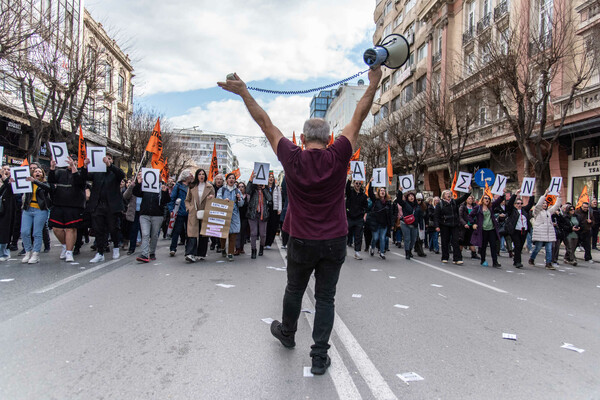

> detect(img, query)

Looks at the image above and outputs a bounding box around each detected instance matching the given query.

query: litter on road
[502,333,517,340]
[430,284,443,287]
[394,304,409,309]
[352,294,362,298]
[216,284,235,288]
[303,367,314,377]
[397,372,424,385]
[0,279,15,283]
[561,343,585,353]
[261,318,274,324]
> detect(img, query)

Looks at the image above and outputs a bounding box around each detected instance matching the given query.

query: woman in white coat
[529,190,562,269]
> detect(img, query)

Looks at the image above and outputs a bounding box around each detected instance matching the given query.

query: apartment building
[171,129,236,174]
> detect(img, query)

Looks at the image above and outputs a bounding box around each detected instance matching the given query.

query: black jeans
[266,210,279,246]
[480,229,498,265]
[282,236,346,357]
[440,225,461,262]
[592,225,599,249]
[186,234,209,257]
[128,211,141,252]
[91,204,120,255]
[347,217,364,252]
[511,230,528,265]
[169,215,187,252]
[580,232,592,261]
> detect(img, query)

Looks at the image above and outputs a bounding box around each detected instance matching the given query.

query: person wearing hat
[529,190,562,269]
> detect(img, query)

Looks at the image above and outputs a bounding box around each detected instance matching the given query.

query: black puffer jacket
[504,195,535,235]
[23,180,52,211]
[367,185,393,229]
[48,168,87,209]
[434,192,470,228]
[132,182,171,217]
[345,179,368,219]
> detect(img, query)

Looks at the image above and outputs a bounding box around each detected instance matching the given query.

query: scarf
[257,189,264,220]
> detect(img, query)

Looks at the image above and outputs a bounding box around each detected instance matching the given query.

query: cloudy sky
[86,0,376,177]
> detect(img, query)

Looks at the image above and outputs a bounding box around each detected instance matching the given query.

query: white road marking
[276,237,397,400]
[391,252,508,294]
[32,256,131,294]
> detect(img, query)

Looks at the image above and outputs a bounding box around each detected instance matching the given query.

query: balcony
[529,32,553,56]
[432,51,442,65]
[462,27,475,45]
[494,0,509,21]
[476,13,492,34]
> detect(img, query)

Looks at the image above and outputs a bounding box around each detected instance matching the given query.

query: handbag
[403,213,415,225]
[197,210,204,220]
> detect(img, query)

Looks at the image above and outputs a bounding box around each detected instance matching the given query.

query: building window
[44,0,52,23]
[384,1,393,15]
[417,43,428,62]
[383,23,393,38]
[382,77,391,93]
[464,51,474,75]
[406,0,416,12]
[104,62,112,92]
[118,74,125,102]
[436,28,443,53]
[128,84,134,104]
[539,0,553,38]
[480,41,490,64]
[392,95,402,112]
[416,75,426,94]
[394,12,403,28]
[467,1,475,32]
[573,137,600,160]
[479,107,487,126]
[104,107,111,138]
[401,83,414,104]
[481,0,490,17]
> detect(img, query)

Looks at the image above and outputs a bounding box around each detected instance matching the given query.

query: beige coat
[185,182,215,237]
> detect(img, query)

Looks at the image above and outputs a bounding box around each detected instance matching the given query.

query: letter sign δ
[253,162,269,185]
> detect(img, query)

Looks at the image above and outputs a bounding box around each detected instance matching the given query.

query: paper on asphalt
[561,343,585,353]
[261,318,274,324]
[502,333,517,340]
[216,283,235,288]
[397,372,424,383]
[394,304,409,309]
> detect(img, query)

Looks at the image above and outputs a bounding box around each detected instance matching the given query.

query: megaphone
[363,34,410,69]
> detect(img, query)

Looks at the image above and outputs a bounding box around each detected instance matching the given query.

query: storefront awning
[485,135,516,148]
[459,153,490,165]
[0,109,30,126]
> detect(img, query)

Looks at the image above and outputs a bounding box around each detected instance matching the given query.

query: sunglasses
[516,202,522,205]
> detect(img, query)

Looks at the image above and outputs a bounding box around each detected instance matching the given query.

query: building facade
[309,89,338,118]
[370,0,600,202]
[172,129,235,174]
[325,81,371,135]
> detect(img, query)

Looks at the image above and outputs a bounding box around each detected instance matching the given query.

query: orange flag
[21,158,29,166]
[232,168,241,179]
[328,132,334,147]
[347,147,361,174]
[451,172,458,199]
[546,195,557,206]
[77,126,86,168]
[292,132,297,145]
[161,158,169,183]
[484,181,493,200]
[151,151,166,171]
[208,142,219,181]
[387,146,393,184]
[575,186,589,209]
[145,118,162,155]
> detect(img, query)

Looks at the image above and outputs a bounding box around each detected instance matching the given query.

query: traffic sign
[474,168,495,188]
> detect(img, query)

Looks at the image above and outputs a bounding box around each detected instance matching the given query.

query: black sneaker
[311,354,331,375]
[270,320,295,348]
[18,249,25,256]
[210,243,216,251]
[150,254,156,261]
[136,255,150,263]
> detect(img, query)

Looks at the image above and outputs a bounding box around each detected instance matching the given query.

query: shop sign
[582,158,600,174]
[570,157,600,176]
[7,121,21,134]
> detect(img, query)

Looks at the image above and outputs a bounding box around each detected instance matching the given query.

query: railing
[462,27,475,45]
[494,0,508,21]
[476,13,492,34]
[432,51,442,65]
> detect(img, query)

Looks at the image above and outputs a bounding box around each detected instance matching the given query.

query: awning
[0,108,30,126]
[485,135,516,148]
[427,163,447,172]
[459,153,490,165]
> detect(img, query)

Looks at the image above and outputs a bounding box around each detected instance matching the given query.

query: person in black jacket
[47,157,86,263]
[367,182,393,259]
[85,154,126,263]
[503,190,535,268]
[132,171,171,263]
[434,189,470,264]
[591,198,599,250]
[20,166,52,264]
[0,166,17,261]
[395,190,423,260]
[346,177,368,260]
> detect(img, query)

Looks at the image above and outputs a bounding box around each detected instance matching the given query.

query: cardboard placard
[350,161,366,182]
[455,172,472,193]
[10,166,32,194]
[372,168,387,188]
[398,174,415,191]
[520,177,536,197]
[491,174,508,195]
[87,146,106,172]
[252,162,269,185]
[200,197,234,239]
[48,142,69,167]
[548,177,562,196]
[141,168,161,193]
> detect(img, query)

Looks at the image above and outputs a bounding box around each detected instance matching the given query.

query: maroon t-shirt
[277,135,353,240]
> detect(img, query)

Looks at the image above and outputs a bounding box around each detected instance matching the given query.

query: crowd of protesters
[0,154,598,270]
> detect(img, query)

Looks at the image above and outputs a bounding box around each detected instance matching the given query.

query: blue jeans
[169,215,187,252]
[0,243,9,257]
[371,226,387,254]
[282,236,346,357]
[526,232,533,251]
[428,231,439,252]
[531,241,552,264]
[400,223,417,251]
[21,208,49,253]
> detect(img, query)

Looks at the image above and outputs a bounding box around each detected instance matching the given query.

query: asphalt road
[1,238,599,400]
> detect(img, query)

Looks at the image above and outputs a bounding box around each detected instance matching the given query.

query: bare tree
[0,1,43,63]
[477,0,600,192]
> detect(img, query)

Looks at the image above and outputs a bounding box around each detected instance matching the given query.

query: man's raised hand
[217,73,248,96]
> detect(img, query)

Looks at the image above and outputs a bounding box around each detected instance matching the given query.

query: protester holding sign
[503,190,535,268]
[470,192,505,268]
[132,171,171,263]
[394,190,422,260]
[367,182,393,260]
[458,196,479,260]
[217,173,245,261]
[47,157,86,263]
[209,174,225,253]
[184,168,215,263]
[20,167,51,264]
[345,177,368,260]
[575,202,595,263]
[85,153,126,263]
[0,166,17,261]
[246,176,272,259]
[529,190,562,269]
[434,189,470,264]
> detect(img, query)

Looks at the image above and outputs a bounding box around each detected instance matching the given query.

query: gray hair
[178,169,193,183]
[303,118,330,145]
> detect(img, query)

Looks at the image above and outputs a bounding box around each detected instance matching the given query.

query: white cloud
[86,0,375,96]
[168,95,311,177]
